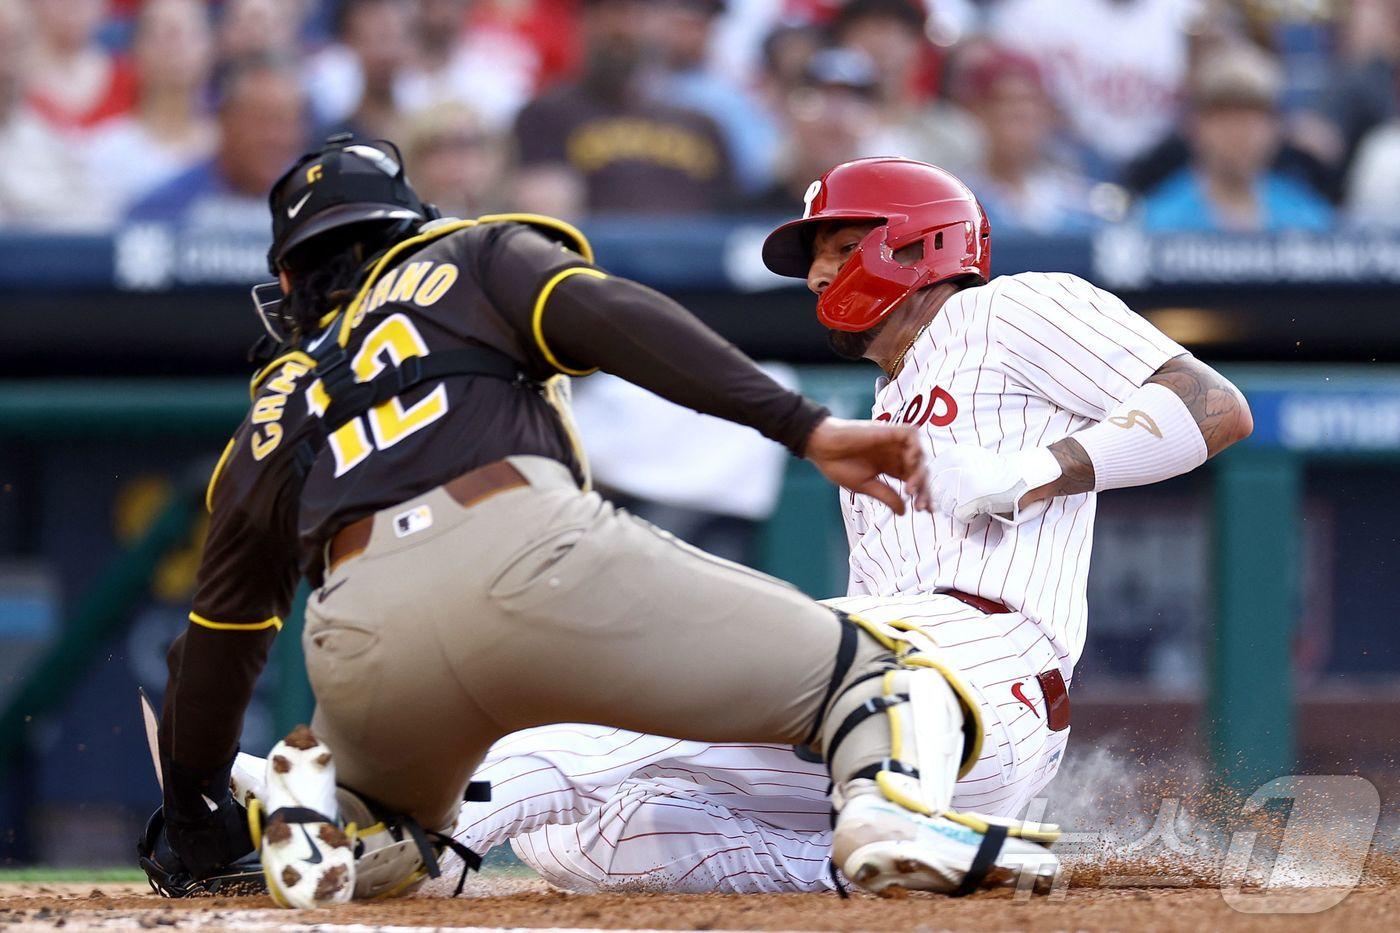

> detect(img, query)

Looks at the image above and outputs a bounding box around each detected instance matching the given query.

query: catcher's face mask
[250,281,293,346]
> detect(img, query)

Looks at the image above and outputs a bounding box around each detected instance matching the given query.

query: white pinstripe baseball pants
[440,594,1072,894]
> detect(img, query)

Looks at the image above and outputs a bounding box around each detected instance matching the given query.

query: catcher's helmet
[266,133,436,274]
[762,157,990,332]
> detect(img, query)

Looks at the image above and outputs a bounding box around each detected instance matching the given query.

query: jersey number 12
[305,314,449,477]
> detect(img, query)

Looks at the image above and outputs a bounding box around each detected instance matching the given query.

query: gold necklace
[887,322,930,380]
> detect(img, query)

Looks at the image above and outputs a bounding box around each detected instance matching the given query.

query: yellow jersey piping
[532,267,606,376]
[334,214,594,347]
[204,437,237,513]
[336,219,482,346]
[189,612,284,632]
[474,213,595,262]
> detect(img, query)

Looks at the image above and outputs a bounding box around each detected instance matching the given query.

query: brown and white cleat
[833,795,1059,897]
[260,725,356,908]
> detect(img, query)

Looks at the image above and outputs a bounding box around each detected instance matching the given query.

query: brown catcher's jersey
[192,214,828,628]
[193,217,598,632]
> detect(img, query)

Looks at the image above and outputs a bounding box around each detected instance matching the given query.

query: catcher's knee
[815,613,985,816]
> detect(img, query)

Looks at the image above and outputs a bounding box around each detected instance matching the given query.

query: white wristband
[1073,382,1207,492]
[1008,446,1064,492]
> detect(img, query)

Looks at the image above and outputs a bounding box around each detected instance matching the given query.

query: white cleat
[259,725,356,909]
[834,795,1059,897]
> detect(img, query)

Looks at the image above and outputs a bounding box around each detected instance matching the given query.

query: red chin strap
[818,223,975,332]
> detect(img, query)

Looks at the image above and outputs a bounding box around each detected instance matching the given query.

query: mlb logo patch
[393,504,433,538]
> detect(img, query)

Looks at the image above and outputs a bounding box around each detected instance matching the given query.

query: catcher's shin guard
[824,615,1060,896]
[822,615,982,813]
[336,784,489,900]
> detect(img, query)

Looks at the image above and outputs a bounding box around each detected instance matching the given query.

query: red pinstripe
[671,845,771,884]
[1039,277,1158,372]
[524,827,597,885]
[614,799,821,843]
[708,866,828,888]
[632,765,823,795]
[463,788,598,835]
[1057,274,1180,365]
[1005,285,1138,386]
[1001,289,1134,395]
[997,323,1105,412]
[573,820,610,875]
[616,829,826,858]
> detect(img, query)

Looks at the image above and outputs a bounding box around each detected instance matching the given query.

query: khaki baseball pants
[305,456,891,831]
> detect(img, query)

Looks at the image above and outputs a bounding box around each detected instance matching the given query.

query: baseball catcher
[138,136,1061,906]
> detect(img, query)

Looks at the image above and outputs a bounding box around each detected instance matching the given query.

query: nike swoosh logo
[318,578,348,602]
[300,825,324,864]
[1011,681,1040,718]
[287,191,314,219]
[307,327,336,352]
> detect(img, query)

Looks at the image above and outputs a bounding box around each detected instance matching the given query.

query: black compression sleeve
[542,271,829,455]
[159,623,276,820]
[160,456,298,821]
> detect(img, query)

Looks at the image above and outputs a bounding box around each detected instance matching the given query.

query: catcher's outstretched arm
[477,224,830,456]
[538,271,934,511]
[542,271,830,455]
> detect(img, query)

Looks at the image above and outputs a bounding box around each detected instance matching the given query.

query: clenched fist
[929,444,1062,525]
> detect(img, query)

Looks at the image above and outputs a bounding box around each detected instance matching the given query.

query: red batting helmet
[762,157,991,331]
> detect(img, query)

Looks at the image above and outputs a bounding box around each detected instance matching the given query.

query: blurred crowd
[2,0,1400,235]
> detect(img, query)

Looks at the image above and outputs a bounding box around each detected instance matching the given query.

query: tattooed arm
[1143,355,1255,456]
[1022,355,1253,504]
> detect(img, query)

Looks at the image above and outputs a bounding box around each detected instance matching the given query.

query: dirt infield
[0,878,1396,932]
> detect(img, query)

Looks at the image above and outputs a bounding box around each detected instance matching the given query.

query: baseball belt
[325,459,529,574]
[938,590,1071,731]
[941,589,1011,615]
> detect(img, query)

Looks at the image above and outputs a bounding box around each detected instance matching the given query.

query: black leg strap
[849,759,920,784]
[801,613,861,748]
[389,807,487,898]
[401,818,442,881]
[824,694,909,770]
[828,858,849,899]
[844,667,897,693]
[339,783,486,898]
[427,830,485,897]
[321,347,526,433]
[266,806,334,825]
[950,822,1008,898]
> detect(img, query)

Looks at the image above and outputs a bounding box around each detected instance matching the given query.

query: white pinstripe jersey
[841,271,1185,671]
